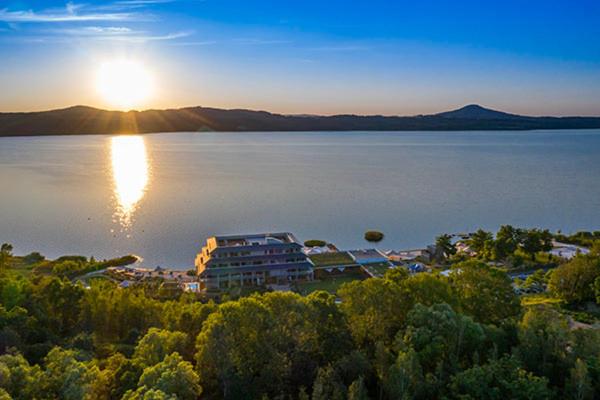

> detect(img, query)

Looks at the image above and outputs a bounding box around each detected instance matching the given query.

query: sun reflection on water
[110,135,150,230]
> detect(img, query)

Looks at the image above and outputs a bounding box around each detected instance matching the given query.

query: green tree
[347,376,369,400]
[258,291,325,392]
[0,244,12,272]
[0,352,44,400]
[450,261,521,324]
[494,225,520,260]
[519,229,553,260]
[449,356,551,400]
[566,358,593,400]
[161,300,215,338]
[385,349,423,400]
[468,229,494,258]
[331,351,372,392]
[79,281,163,344]
[0,276,28,310]
[516,305,570,383]
[338,278,408,346]
[312,365,346,400]
[122,388,176,400]
[305,291,354,364]
[434,234,456,263]
[93,352,143,400]
[195,297,285,399]
[523,269,547,291]
[41,347,100,400]
[383,267,409,284]
[133,328,189,367]
[400,303,485,374]
[549,255,600,303]
[402,273,458,310]
[126,353,201,400]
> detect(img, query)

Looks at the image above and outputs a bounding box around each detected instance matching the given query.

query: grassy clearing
[4,257,37,278]
[521,293,563,306]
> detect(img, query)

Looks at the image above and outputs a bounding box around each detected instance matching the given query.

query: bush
[364,230,384,243]
[304,240,327,248]
[23,252,45,265]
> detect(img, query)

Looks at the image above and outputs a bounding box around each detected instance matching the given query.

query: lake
[1,130,600,268]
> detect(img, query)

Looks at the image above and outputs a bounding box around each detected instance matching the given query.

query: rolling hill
[1,104,599,136]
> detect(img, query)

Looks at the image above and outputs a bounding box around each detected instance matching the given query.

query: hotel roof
[212,232,300,247]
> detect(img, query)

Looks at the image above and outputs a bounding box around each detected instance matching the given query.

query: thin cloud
[114,0,177,5]
[51,26,135,35]
[232,38,291,45]
[170,40,217,46]
[0,2,146,23]
[7,30,193,44]
[308,45,369,52]
[104,30,193,43]
[97,0,178,11]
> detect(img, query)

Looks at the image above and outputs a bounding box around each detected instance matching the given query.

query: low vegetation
[304,239,327,248]
[364,230,384,242]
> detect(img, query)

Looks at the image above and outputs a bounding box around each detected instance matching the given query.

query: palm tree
[0,243,13,271]
[434,234,455,263]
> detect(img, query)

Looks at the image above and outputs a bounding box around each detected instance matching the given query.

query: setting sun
[96,60,153,110]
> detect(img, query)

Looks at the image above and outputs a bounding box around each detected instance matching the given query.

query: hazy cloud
[307,45,369,52]
[114,0,177,5]
[52,26,135,35]
[170,40,217,46]
[232,38,291,45]
[97,0,179,11]
[104,30,193,42]
[6,28,193,44]
[0,2,147,23]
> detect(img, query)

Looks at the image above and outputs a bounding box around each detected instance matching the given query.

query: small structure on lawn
[408,263,427,273]
[385,248,432,263]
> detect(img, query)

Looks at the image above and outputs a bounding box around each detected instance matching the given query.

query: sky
[0,0,599,115]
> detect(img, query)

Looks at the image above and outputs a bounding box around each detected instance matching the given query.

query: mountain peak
[461,104,488,111]
[436,104,522,120]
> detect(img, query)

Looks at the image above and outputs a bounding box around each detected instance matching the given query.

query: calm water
[1,130,600,268]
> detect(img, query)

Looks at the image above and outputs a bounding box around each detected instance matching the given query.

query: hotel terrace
[195,232,314,290]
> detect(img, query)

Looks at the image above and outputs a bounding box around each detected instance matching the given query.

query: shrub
[304,240,327,247]
[364,231,384,243]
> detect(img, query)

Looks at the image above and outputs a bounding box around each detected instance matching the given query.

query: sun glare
[111,135,150,229]
[96,60,153,109]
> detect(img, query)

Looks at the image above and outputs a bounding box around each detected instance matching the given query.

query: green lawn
[296,276,361,296]
[362,262,392,277]
[520,293,563,306]
[309,252,356,267]
[4,257,36,278]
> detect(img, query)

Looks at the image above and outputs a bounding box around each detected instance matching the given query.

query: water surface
[1,130,600,268]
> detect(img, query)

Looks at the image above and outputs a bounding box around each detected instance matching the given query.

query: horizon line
[2,103,598,119]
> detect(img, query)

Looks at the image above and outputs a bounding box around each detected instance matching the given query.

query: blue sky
[1,0,600,115]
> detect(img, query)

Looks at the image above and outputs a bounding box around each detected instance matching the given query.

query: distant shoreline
[2,104,600,137]
[3,128,600,139]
